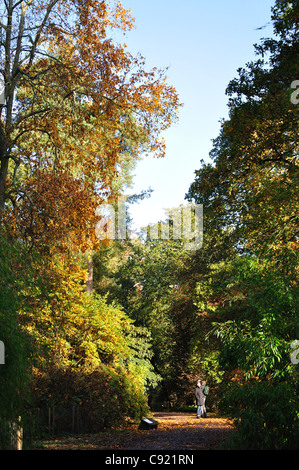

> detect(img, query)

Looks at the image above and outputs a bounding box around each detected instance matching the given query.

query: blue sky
[116,0,275,231]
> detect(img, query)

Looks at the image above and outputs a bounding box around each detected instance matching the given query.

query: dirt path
[113,413,234,450]
[33,412,234,451]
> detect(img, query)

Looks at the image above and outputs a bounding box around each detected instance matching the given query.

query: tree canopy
[0,0,298,450]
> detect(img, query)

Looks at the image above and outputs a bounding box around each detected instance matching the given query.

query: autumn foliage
[0,0,298,451]
[0,0,180,447]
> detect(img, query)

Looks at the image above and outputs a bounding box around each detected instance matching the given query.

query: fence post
[48,407,51,434]
[10,417,23,450]
[72,406,75,434]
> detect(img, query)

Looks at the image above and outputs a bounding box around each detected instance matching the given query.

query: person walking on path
[195,380,205,418]
[201,380,209,418]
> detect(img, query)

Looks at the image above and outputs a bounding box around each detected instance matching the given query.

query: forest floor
[32,412,235,451]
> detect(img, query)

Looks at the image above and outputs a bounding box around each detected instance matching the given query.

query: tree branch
[28,0,60,67]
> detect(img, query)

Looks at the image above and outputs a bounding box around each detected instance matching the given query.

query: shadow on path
[115,412,234,450]
[32,412,234,450]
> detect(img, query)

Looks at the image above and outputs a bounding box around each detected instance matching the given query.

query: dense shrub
[219,382,299,449]
[24,265,158,434]
[0,237,35,448]
[31,365,149,433]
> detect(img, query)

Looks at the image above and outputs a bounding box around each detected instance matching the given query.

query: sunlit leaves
[1,0,181,238]
[186,0,299,393]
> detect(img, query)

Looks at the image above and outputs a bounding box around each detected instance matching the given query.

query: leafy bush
[31,365,149,432]
[219,382,299,450]
[0,236,35,448]
[25,261,159,432]
[208,257,298,380]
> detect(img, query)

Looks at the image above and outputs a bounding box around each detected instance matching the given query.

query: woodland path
[33,412,235,451]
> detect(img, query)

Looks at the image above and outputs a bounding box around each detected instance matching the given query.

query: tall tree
[0,0,181,234]
[185,1,299,448]
[186,0,298,267]
[0,1,181,441]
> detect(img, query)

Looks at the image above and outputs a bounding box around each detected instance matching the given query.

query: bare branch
[28,0,60,66]
[12,1,28,79]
